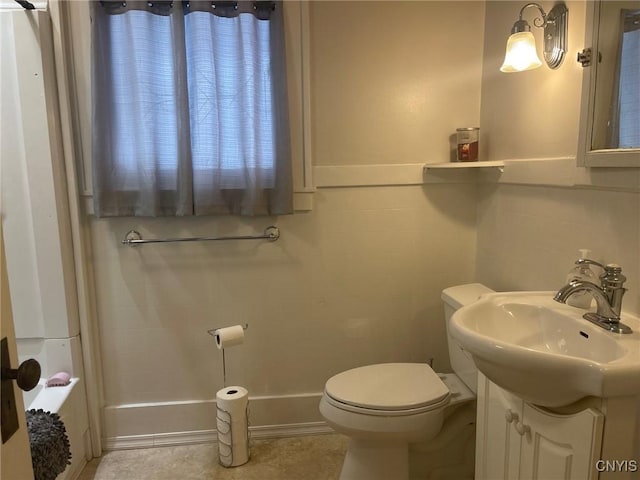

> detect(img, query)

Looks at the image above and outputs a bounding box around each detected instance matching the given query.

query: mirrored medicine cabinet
[578,0,640,168]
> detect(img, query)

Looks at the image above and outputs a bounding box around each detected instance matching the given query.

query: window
[92,0,293,217]
[617,14,640,148]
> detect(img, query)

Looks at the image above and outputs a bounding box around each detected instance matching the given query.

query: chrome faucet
[554,259,632,334]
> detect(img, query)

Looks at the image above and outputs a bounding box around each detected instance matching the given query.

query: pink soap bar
[46,372,71,387]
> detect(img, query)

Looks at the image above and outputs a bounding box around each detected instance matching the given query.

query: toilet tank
[441,283,494,394]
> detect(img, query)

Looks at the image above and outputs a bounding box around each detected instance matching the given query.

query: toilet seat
[324,363,450,416]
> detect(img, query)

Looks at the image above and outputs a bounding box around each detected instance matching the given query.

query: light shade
[500,32,543,73]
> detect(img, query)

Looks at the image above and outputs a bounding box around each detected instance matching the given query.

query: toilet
[319,283,494,480]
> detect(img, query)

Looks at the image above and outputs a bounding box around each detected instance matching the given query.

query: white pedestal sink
[449,291,640,407]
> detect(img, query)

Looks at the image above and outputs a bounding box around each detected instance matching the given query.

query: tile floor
[77,434,348,480]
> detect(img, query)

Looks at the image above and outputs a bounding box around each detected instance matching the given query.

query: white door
[475,373,523,480]
[519,403,604,480]
[1,228,35,479]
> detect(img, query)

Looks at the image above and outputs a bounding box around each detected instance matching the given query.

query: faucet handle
[576,259,626,288]
[601,263,626,288]
[576,258,624,274]
[575,258,605,269]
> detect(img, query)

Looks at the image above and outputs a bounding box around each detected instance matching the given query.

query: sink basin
[450,291,640,407]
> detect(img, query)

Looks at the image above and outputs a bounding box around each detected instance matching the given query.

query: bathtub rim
[24,377,79,413]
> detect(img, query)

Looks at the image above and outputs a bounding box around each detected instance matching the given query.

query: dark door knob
[1,358,41,391]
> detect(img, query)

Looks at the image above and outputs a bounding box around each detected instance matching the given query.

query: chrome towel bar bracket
[122,226,280,246]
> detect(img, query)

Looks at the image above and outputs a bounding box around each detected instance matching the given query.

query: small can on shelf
[456,128,479,162]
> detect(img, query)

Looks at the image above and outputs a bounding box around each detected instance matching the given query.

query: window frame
[65,0,313,212]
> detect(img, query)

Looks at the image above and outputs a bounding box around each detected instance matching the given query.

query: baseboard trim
[104,421,334,451]
[102,392,331,450]
[250,421,334,440]
[67,457,88,480]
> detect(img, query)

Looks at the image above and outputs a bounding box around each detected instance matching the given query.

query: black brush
[14,0,36,9]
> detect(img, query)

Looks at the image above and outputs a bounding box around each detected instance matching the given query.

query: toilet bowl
[319,283,493,480]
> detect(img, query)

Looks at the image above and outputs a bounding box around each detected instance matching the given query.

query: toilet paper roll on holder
[207,324,248,388]
[207,324,249,339]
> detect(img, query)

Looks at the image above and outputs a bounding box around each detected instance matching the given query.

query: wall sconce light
[500,2,568,73]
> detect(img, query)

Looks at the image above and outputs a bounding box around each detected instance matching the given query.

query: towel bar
[122,226,280,246]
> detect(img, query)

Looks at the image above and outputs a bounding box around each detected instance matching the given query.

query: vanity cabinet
[475,373,604,480]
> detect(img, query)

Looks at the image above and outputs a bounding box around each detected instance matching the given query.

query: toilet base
[340,438,408,480]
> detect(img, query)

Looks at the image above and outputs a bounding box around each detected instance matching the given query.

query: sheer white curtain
[92,0,292,217]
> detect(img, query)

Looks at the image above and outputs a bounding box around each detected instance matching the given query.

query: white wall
[89,1,486,443]
[476,185,640,315]
[3,0,638,456]
[0,9,79,340]
[310,1,485,165]
[479,1,586,161]
[1,6,91,466]
[85,0,640,446]
[476,1,640,316]
[93,186,479,442]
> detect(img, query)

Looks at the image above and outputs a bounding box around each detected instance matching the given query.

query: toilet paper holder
[208,324,249,388]
[206,324,249,338]
[216,402,251,467]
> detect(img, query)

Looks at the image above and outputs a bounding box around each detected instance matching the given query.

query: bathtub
[24,377,89,480]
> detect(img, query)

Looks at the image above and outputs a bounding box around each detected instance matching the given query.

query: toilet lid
[325,363,450,411]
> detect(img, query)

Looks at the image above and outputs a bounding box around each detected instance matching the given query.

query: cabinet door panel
[520,404,604,480]
[475,373,523,480]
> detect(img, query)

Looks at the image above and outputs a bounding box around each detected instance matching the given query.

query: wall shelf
[424,161,505,170]
[422,160,504,184]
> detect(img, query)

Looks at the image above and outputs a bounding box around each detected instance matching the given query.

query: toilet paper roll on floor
[216,386,249,467]
[214,325,245,349]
